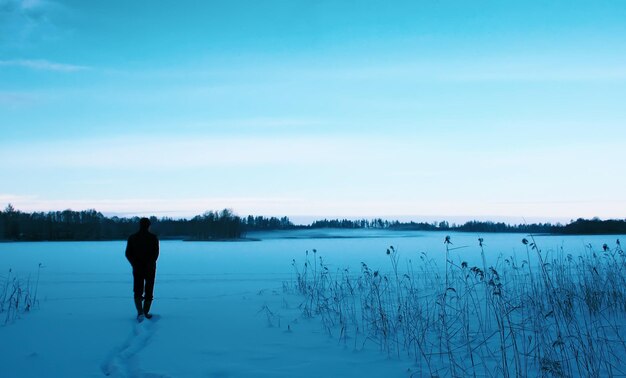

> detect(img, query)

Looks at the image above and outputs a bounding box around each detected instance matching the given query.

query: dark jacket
[125,230,159,270]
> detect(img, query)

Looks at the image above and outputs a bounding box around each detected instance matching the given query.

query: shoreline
[0,228,622,243]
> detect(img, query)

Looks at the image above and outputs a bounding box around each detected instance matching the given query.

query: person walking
[125,217,159,320]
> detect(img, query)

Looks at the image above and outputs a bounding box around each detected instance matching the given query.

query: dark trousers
[133,268,156,300]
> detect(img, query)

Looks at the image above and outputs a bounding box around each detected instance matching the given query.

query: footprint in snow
[100,315,170,378]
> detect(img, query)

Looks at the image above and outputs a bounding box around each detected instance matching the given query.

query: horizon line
[3,204,618,226]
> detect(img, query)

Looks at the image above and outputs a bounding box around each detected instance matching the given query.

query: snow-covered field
[0,230,624,377]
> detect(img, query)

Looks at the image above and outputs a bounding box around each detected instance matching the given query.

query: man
[125,217,159,320]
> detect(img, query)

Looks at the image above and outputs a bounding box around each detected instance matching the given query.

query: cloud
[282,53,626,83]
[0,91,40,107]
[0,59,88,72]
[0,134,394,169]
[0,0,65,48]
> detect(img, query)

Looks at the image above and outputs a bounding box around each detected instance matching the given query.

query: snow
[0,231,623,377]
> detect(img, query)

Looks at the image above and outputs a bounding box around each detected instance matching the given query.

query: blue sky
[1,0,625,222]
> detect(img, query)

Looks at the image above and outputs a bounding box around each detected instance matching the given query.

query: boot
[143,299,153,319]
[134,297,144,319]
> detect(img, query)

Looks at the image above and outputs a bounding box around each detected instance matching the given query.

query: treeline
[309,218,556,233]
[162,212,296,240]
[302,217,626,234]
[0,205,294,241]
[0,205,139,241]
[310,218,440,230]
[160,209,246,240]
[560,218,626,235]
[244,215,294,230]
[1,204,624,241]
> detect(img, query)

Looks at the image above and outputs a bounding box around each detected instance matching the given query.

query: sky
[1,0,625,223]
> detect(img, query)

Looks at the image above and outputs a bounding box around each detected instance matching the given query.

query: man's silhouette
[125,217,159,320]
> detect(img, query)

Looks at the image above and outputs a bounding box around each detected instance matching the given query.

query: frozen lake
[0,229,621,278]
[0,229,623,377]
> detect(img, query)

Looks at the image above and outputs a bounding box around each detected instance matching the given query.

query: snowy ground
[0,231,623,377]
[0,275,402,377]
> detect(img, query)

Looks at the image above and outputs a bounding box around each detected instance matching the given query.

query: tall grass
[0,264,42,324]
[286,237,626,377]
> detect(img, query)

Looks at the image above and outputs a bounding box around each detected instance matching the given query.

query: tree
[5,203,15,214]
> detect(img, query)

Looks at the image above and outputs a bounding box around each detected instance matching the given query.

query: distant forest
[0,204,624,241]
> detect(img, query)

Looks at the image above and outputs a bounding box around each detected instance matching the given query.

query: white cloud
[0,0,67,48]
[20,0,44,10]
[1,134,624,221]
[0,91,39,107]
[0,134,394,169]
[287,54,626,83]
[0,59,88,72]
